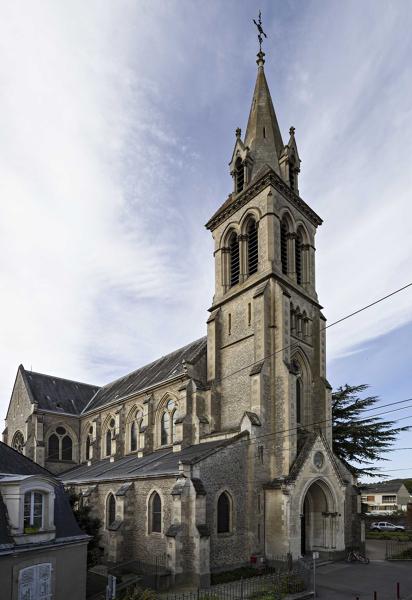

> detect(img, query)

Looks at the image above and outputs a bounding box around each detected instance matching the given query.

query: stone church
[3,45,360,586]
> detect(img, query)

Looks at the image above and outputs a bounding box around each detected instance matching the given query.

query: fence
[386,540,412,560]
[161,561,311,600]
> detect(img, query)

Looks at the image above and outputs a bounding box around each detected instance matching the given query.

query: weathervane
[253,10,267,52]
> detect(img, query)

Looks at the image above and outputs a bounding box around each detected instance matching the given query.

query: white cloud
[0,0,411,425]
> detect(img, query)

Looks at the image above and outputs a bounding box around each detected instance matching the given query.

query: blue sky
[0,0,411,479]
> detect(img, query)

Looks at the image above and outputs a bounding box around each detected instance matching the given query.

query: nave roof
[60,434,247,484]
[82,336,207,414]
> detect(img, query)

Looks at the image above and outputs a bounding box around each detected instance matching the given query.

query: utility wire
[218,281,412,383]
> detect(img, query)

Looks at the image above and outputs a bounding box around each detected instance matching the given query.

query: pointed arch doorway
[300,479,337,555]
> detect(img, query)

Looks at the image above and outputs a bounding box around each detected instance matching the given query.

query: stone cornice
[205,167,323,232]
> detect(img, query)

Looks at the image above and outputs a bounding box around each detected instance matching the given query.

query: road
[315,542,412,599]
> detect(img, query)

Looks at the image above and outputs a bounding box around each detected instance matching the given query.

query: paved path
[315,560,412,599]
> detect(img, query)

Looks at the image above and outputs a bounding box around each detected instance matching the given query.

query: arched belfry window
[247,219,258,276]
[235,157,244,193]
[229,232,240,287]
[281,220,288,275]
[295,230,303,285]
[149,492,162,533]
[217,491,232,533]
[106,493,116,528]
[296,378,302,426]
[12,430,24,453]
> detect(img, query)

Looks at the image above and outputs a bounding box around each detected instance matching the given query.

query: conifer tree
[332,384,410,478]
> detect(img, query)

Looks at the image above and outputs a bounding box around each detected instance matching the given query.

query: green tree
[332,384,410,478]
[68,489,102,566]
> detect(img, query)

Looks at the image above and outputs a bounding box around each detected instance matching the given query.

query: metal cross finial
[253,10,267,52]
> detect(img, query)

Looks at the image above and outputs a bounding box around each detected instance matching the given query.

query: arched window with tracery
[105,418,116,457]
[229,232,240,287]
[247,219,258,276]
[296,378,302,426]
[149,491,162,533]
[295,230,303,285]
[86,433,92,461]
[47,426,73,461]
[281,219,288,275]
[160,399,178,446]
[106,493,116,528]
[235,157,244,193]
[160,411,170,446]
[129,409,143,453]
[217,491,232,534]
[12,430,24,454]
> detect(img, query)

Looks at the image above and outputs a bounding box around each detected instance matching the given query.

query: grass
[366,531,412,541]
[211,567,268,584]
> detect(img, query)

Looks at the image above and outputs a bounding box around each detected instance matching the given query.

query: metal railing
[386,539,412,560]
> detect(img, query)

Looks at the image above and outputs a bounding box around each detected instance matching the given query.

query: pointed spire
[244,51,284,180]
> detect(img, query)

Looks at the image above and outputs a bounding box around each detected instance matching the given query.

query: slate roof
[20,365,99,415]
[61,436,246,485]
[0,441,84,545]
[360,479,407,494]
[82,337,207,414]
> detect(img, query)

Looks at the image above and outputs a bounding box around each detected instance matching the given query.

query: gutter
[0,534,90,557]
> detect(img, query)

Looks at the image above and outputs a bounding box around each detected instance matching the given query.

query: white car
[370,521,405,532]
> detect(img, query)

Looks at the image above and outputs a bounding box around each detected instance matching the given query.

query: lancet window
[235,157,244,193]
[229,232,240,287]
[159,399,178,446]
[247,219,258,276]
[217,491,232,534]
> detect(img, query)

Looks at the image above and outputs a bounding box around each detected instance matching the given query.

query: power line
[38,396,412,462]
[218,281,412,383]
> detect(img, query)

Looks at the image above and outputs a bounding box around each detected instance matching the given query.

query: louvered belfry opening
[229,232,240,286]
[247,220,258,275]
[295,231,303,285]
[235,157,244,192]
[289,163,296,191]
[281,221,288,274]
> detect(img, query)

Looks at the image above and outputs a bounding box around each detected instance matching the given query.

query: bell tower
[205,34,331,479]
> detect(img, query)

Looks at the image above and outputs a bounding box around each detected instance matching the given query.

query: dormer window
[235,157,244,193]
[24,491,43,532]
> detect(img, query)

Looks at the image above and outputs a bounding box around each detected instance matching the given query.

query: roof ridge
[91,336,207,394]
[23,367,99,389]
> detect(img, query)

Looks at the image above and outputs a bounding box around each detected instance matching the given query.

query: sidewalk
[315,560,412,599]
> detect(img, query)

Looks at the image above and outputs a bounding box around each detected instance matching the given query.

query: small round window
[56,426,66,435]
[313,451,324,469]
[167,400,175,410]
[109,419,115,428]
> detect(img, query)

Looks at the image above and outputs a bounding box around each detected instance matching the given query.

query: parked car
[370,521,405,531]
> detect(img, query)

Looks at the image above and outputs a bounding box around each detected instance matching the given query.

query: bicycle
[346,549,370,564]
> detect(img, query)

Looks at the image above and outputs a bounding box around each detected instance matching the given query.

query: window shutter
[38,563,52,599]
[19,564,52,600]
[19,566,35,600]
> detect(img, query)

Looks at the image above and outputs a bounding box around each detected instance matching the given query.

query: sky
[0,0,411,480]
